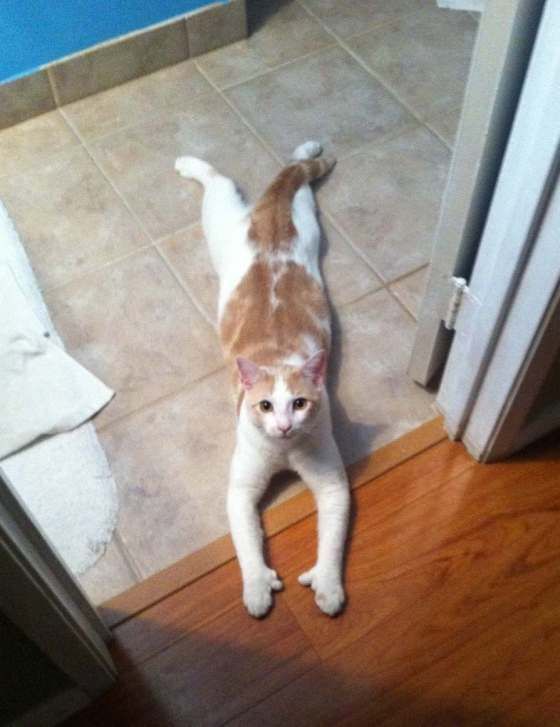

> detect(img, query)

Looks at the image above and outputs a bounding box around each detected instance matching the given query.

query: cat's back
[219,158,334,379]
[221,250,329,354]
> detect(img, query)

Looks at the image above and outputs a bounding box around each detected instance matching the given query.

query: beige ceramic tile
[0,146,149,290]
[425,105,463,148]
[300,0,426,39]
[187,0,247,57]
[389,266,429,319]
[98,369,235,578]
[45,247,223,426]
[50,21,189,105]
[196,0,333,89]
[62,60,213,141]
[319,126,449,282]
[330,289,435,466]
[348,6,477,121]
[89,91,280,238]
[320,218,382,307]
[0,110,79,179]
[225,45,416,161]
[158,223,219,325]
[78,535,138,604]
[0,71,55,130]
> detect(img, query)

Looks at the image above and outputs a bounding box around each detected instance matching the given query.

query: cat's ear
[301,350,327,387]
[236,357,261,390]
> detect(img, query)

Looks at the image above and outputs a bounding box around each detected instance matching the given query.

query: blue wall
[0,0,223,83]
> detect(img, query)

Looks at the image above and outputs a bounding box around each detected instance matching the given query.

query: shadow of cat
[318,212,382,464]
[246,0,291,35]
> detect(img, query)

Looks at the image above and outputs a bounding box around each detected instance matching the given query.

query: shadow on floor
[246,0,291,35]
[62,610,518,726]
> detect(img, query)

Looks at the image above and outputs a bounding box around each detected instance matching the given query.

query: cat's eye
[293,398,307,410]
[259,400,273,412]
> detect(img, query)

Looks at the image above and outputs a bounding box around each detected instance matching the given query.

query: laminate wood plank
[66,599,318,726]
[101,417,445,628]
[66,434,560,727]
[228,439,560,725]
[110,560,241,672]
[263,438,475,596]
[338,581,560,726]
[285,458,560,658]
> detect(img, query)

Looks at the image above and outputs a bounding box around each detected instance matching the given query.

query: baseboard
[100,417,445,629]
[0,0,247,129]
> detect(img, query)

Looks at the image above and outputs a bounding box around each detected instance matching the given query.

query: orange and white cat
[176,142,350,618]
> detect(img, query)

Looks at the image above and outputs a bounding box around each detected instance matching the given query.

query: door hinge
[443,276,469,330]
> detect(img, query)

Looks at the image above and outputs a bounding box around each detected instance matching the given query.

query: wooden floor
[67,432,560,726]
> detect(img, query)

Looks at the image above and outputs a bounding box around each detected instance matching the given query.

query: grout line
[195,60,285,166]
[387,262,430,287]
[295,0,432,44]
[215,41,338,92]
[333,118,422,163]
[43,240,155,295]
[319,207,388,284]
[154,242,217,330]
[335,42,454,156]
[46,66,62,107]
[59,103,227,330]
[59,105,158,244]
[422,112,459,152]
[94,363,227,433]
[154,219,201,246]
[385,283,419,323]
[55,70,218,147]
[296,0,454,154]
[322,201,429,322]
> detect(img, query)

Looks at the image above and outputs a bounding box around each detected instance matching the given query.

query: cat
[175,141,350,618]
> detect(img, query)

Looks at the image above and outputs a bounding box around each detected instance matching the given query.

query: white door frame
[409,0,546,385]
[0,467,116,722]
[435,0,560,460]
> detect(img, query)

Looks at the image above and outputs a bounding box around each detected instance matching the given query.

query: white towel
[0,264,114,459]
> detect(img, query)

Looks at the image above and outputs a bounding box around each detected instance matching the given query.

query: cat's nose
[279,424,292,434]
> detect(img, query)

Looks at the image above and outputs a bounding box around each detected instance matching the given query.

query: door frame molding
[0,468,116,699]
[409,0,545,385]
[435,0,560,460]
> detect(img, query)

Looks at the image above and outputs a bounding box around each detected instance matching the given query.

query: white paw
[298,566,345,616]
[175,155,211,181]
[243,567,283,618]
[293,140,323,160]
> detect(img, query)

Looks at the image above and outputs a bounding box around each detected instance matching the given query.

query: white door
[0,467,116,725]
[432,0,560,461]
[409,0,547,385]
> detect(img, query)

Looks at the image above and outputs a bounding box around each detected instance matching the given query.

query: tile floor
[0,0,478,603]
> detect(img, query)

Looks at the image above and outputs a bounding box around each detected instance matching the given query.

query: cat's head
[236,351,327,440]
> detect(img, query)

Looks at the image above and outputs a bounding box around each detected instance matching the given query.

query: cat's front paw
[299,566,345,616]
[243,567,283,618]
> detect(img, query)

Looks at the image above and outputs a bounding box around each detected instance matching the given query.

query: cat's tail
[248,141,335,247]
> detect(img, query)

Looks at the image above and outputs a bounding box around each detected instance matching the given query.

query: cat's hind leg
[175,156,250,282]
[290,142,327,277]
